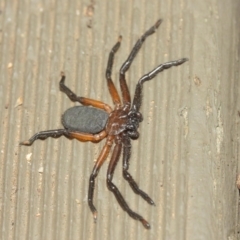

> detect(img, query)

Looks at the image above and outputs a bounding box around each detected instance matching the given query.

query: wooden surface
[0,0,239,239]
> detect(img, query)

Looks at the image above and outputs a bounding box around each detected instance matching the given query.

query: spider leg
[60,73,112,113]
[19,129,71,146]
[106,36,122,106]
[88,136,114,221]
[132,58,189,111]
[68,130,107,142]
[106,138,151,229]
[122,136,155,205]
[119,19,163,107]
[20,129,107,146]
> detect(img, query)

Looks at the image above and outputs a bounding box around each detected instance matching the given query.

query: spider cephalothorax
[20,19,188,229]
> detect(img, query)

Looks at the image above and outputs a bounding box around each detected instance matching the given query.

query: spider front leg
[119,19,163,106]
[122,136,155,205]
[132,58,189,111]
[106,36,122,106]
[106,137,151,229]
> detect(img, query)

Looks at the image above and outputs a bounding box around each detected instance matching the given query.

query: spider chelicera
[20,19,188,229]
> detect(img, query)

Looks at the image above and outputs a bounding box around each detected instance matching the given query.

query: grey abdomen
[62,106,109,134]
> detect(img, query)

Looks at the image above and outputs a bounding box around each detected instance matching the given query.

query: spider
[20,19,188,229]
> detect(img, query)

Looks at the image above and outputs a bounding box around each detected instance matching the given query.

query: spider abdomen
[62,106,109,134]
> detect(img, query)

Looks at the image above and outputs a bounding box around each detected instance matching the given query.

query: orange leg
[88,136,114,220]
[107,79,121,107]
[19,129,107,146]
[60,73,112,113]
[68,130,107,142]
[77,98,112,113]
[105,36,122,107]
[119,74,131,107]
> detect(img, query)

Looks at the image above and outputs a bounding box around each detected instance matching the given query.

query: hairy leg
[132,58,188,111]
[106,37,122,106]
[106,138,151,229]
[60,73,112,113]
[88,136,113,220]
[122,135,155,205]
[20,129,107,146]
[119,19,163,106]
[19,129,71,146]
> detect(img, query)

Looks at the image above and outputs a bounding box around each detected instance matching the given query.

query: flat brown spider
[20,19,188,229]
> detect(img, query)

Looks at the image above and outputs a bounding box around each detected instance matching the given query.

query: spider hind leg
[60,73,112,113]
[19,129,71,146]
